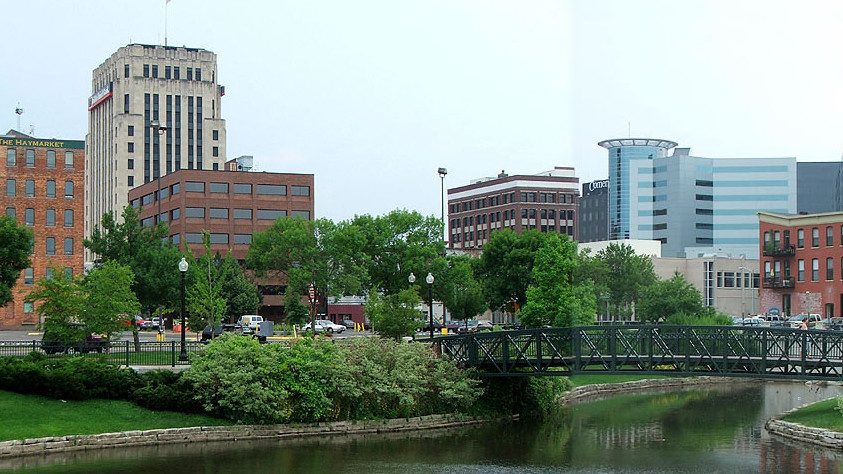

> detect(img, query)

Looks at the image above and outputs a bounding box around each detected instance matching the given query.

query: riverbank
[765,385,843,449]
[560,375,746,405]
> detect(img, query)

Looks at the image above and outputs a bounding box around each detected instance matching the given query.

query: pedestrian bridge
[434,325,843,381]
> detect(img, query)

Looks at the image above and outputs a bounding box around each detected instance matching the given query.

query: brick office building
[128,168,314,316]
[0,131,85,328]
[447,167,579,250]
[758,211,843,318]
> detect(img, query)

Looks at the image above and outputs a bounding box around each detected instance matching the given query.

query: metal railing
[435,325,843,380]
[0,340,206,366]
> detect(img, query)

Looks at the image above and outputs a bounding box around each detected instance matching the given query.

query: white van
[239,315,264,331]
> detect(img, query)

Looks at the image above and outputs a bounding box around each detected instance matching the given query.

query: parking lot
[0,328,374,343]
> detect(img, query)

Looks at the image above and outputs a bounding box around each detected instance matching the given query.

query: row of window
[453,224,575,244]
[141,208,310,226]
[450,191,577,213]
[715,271,761,289]
[5,179,75,198]
[764,226,843,249]
[6,149,75,169]
[131,182,310,208]
[5,207,74,227]
[451,209,576,229]
[136,63,203,82]
[28,237,76,256]
[170,233,252,245]
[765,257,843,282]
[22,267,75,287]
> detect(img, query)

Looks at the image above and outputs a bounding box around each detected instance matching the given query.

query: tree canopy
[365,288,423,340]
[637,272,704,323]
[0,215,32,306]
[439,255,486,325]
[475,229,548,312]
[588,243,657,320]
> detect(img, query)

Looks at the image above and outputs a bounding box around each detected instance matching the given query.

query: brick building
[758,211,843,318]
[0,131,85,328]
[127,168,314,316]
[447,167,580,250]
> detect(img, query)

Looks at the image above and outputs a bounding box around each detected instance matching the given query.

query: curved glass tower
[598,138,678,240]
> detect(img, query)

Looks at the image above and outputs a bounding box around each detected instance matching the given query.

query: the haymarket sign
[0,137,85,150]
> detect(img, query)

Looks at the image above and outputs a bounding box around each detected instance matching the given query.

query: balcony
[762,244,796,257]
[763,276,794,289]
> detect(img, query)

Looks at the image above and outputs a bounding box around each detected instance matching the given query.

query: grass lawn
[568,374,673,387]
[0,390,230,442]
[781,398,843,432]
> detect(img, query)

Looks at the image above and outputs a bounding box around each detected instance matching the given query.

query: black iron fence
[435,325,843,380]
[0,340,206,366]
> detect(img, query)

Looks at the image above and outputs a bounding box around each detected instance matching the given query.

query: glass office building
[599,138,796,259]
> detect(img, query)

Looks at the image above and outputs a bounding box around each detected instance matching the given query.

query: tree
[28,270,86,343]
[365,289,423,340]
[0,215,32,306]
[519,234,596,328]
[186,234,227,333]
[637,273,704,323]
[218,252,260,318]
[591,243,657,320]
[475,229,548,313]
[84,261,142,338]
[247,217,367,331]
[440,256,486,328]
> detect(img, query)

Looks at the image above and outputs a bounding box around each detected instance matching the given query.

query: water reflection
[3,380,843,473]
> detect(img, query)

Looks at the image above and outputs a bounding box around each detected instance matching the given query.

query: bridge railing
[435,325,843,380]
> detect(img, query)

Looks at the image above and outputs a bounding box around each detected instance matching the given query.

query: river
[2,380,841,473]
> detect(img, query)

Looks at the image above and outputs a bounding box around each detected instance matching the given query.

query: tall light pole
[738,266,748,317]
[426,273,435,339]
[178,257,189,361]
[438,167,447,245]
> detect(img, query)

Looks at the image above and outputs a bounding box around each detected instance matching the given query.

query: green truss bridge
[434,325,843,381]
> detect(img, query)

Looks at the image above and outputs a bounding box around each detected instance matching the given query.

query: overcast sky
[2,1,842,221]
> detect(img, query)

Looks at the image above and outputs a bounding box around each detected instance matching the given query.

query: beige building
[85,44,227,261]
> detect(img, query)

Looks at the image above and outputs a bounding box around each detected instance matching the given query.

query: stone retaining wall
[765,399,843,449]
[0,414,508,459]
[560,376,743,405]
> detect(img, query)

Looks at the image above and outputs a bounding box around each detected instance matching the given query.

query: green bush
[132,370,204,413]
[473,372,572,418]
[665,309,732,326]
[0,354,141,400]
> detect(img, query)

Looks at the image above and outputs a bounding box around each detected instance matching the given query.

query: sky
[1,0,842,221]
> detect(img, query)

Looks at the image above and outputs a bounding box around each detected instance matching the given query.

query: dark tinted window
[256,184,286,195]
[210,208,229,219]
[291,185,310,196]
[185,181,205,193]
[233,208,252,219]
[256,209,286,220]
[185,207,205,218]
[209,182,228,193]
[234,183,252,194]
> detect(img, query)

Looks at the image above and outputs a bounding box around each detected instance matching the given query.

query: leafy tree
[365,289,423,340]
[591,243,657,320]
[218,252,260,318]
[637,273,704,323]
[186,234,227,333]
[283,287,310,327]
[0,216,32,306]
[247,217,367,330]
[28,271,86,343]
[351,210,446,296]
[519,234,596,327]
[475,229,548,312]
[84,261,142,338]
[440,256,486,328]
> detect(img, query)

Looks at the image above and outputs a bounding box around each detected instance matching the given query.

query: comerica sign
[0,137,85,150]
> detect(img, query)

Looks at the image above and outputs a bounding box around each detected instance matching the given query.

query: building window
[64,181,74,198]
[798,259,805,281]
[827,226,834,246]
[292,185,310,196]
[195,68,202,81]
[171,183,180,195]
[128,176,134,187]
[812,258,819,281]
[124,94,130,113]
[128,158,134,170]
[234,183,252,194]
[185,181,205,193]
[797,229,804,248]
[292,210,311,219]
[124,64,130,78]
[128,125,134,137]
[64,209,74,227]
[141,217,153,227]
[256,209,286,220]
[6,148,15,166]
[187,67,193,80]
[165,65,171,79]
[25,149,34,167]
[209,233,227,244]
[158,187,169,200]
[827,257,834,280]
[143,64,149,77]
[46,150,56,168]
[812,227,819,247]
[233,208,252,219]
[185,233,203,244]
[141,193,153,205]
[46,180,56,198]
[64,237,73,255]
[64,267,72,279]
[209,182,228,193]
[45,208,55,227]
[210,208,229,219]
[25,179,34,197]
[212,146,219,157]
[723,271,735,288]
[128,142,134,153]
[174,66,180,79]
[185,207,205,218]
[63,152,73,171]
[234,234,252,245]
[256,184,286,195]
[171,208,180,220]
[25,208,34,226]
[152,64,158,78]
[171,234,180,244]
[5,207,15,218]
[23,268,33,285]
[46,237,55,256]
[5,179,14,197]
[212,130,219,140]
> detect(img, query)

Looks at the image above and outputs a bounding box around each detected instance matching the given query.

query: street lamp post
[438,167,447,245]
[178,257,189,361]
[738,266,749,317]
[426,273,435,339]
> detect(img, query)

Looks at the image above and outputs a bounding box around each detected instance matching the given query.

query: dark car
[200,323,245,342]
[342,319,356,329]
[41,324,110,354]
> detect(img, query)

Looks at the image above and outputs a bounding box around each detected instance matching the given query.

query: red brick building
[447,167,579,250]
[127,168,314,316]
[0,131,85,328]
[758,211,843,318]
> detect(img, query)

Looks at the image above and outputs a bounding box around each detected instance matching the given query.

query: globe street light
[178,257,189,362]
[426,272,435,340]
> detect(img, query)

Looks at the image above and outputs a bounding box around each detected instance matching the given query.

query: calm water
[3,380,842,473]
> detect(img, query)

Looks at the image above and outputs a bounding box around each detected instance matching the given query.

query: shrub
[132,370,204,413]
[0,354,141,400]
[473,372,572,418]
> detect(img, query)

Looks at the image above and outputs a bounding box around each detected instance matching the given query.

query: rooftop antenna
[628,121,631,138]
[29,124,34,136]
[14,104,23,131]
[164,0,170,46]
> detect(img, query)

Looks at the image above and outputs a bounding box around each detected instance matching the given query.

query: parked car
[302,320,346,334]
[818,317,843,330]
[238,315,264,332]
[457,320,495,333]
[763,314,787,327]
[200,323,246,342]
[41,324,110,354]
[342,319,356,329]
[787,314,822,329]
[739,316,766,327]
[139,317,163,330]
